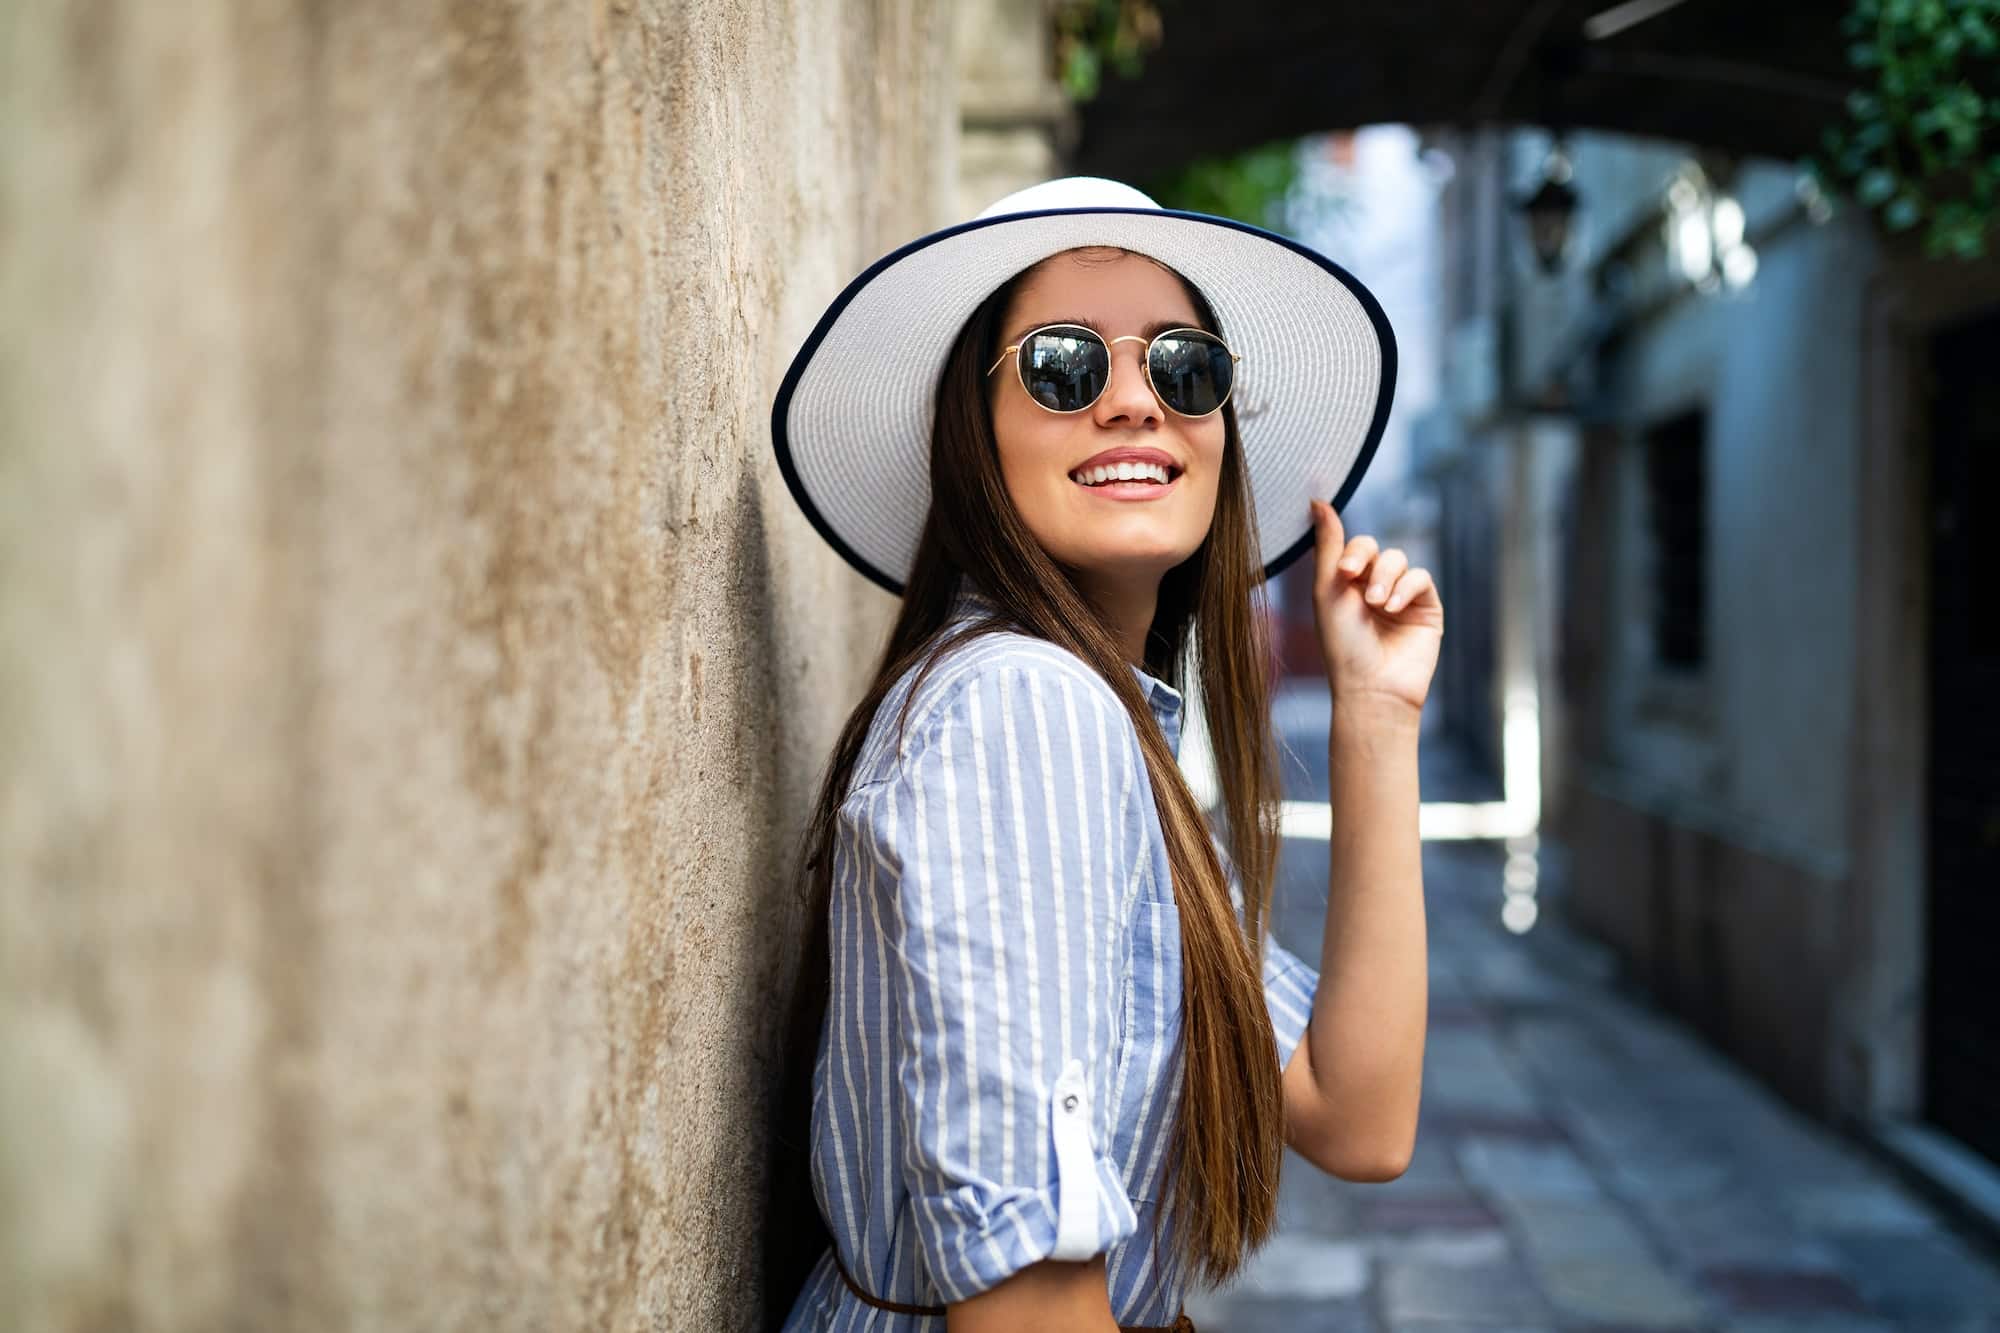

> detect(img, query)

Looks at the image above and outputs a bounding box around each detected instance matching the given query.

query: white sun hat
[770,175,1396,597]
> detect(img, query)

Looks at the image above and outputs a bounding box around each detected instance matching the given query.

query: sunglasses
[984,323,1241,418]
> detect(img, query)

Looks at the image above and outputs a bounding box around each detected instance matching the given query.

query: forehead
[1007,248,1199,326]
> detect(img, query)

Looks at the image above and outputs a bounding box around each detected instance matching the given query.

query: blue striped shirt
[781,583,1321,1329]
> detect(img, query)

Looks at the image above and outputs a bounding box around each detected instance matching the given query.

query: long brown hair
[764,247,1285,1322]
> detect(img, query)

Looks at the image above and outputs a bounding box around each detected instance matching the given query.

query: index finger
[1310,498,1350,599]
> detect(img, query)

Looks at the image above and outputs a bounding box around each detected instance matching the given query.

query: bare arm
[1281,498,1439,1180]
[1282,700,1427,1180]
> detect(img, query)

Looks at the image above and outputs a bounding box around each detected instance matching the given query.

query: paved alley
[1186,688,2000,1332]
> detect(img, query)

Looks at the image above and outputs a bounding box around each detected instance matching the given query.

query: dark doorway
[1921,304,2000,1167]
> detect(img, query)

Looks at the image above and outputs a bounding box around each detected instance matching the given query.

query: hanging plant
[1804,0,1999,260]
[1049,0,1164,102]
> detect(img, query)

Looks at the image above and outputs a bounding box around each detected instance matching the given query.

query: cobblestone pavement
[1185,685,2000,1332]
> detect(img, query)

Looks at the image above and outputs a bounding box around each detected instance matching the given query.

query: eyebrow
[1006,315,1195,345]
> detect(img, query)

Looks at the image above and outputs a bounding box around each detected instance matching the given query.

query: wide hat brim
[771,181,1397,598]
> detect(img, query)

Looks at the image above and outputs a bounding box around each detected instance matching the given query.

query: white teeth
[1069,460,1172,487]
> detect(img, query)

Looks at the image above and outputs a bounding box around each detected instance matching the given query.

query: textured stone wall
[954,0,1072,217]
[0,3,955,1329]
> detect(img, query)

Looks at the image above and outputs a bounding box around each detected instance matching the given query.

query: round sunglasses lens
[1149,332,1232,415]
[1020,329,1109,412]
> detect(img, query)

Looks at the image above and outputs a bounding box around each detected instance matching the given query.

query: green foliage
[1143,140,1302,230]
[1804,0,1999,259]
[1050,0,1164,101]
[1045,0,1300,230]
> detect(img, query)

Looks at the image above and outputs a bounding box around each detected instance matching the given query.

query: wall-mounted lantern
[1515,137,1580,275]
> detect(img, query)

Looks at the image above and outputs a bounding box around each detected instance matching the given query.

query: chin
[1067,543,1199,578]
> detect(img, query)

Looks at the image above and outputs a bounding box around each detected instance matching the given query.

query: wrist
[1328,691,1422,739]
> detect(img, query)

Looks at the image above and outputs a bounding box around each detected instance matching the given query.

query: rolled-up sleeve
[1261,930,1320,1069]
[1214,832,1321,1069]
[873,656,1143,1303]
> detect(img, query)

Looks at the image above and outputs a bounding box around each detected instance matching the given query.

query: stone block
[1186,1292,1377,1333]
[1373,1228,1512,1268]
[1380,1255,1555,1324]
[1634,1190,1844,1270]
[1456,1137,1604,1203]
[1497,1197,1654,1261]
[1533,1254,1709,1325]
[1821,1231,2000,1318]
[1424,1030,1542,1115]
[1780,1181,1941,1235]
[1359,1196,1505,1234]
[1720,1318,1896,1333]
[1223,1233,1371,1301]
[1700,1264,1869,1314]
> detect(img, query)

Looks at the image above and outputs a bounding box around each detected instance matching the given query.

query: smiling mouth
[1068,461,1181,489]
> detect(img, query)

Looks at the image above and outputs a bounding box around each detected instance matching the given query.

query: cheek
[1193,428,1228,494]
[992,408,1068,492]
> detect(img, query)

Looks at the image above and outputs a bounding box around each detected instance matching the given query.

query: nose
[1091,336,1160,428]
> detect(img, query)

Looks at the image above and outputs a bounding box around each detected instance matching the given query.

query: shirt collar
[945,582,1186,756]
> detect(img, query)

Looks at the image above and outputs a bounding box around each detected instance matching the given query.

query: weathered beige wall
[0,3,956,1329]
[955,0,1072,217]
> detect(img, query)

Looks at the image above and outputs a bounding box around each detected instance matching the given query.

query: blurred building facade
[1417,125,2000,1202]
[1262,130,1451,713]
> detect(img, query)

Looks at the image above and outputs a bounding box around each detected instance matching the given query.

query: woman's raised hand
[1307,497,1443,719]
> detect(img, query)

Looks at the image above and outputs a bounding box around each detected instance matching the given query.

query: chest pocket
[1114,890,1185,1203]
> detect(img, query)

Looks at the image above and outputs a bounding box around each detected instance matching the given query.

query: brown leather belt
[828,1242,1194,1331]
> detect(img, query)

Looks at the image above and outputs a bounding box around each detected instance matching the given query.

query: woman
[768,177,1440,1331]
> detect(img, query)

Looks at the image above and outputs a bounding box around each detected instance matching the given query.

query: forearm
[1301,698,1427,1172]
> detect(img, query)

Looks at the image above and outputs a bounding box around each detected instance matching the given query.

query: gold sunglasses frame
[983,323,1242,418]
